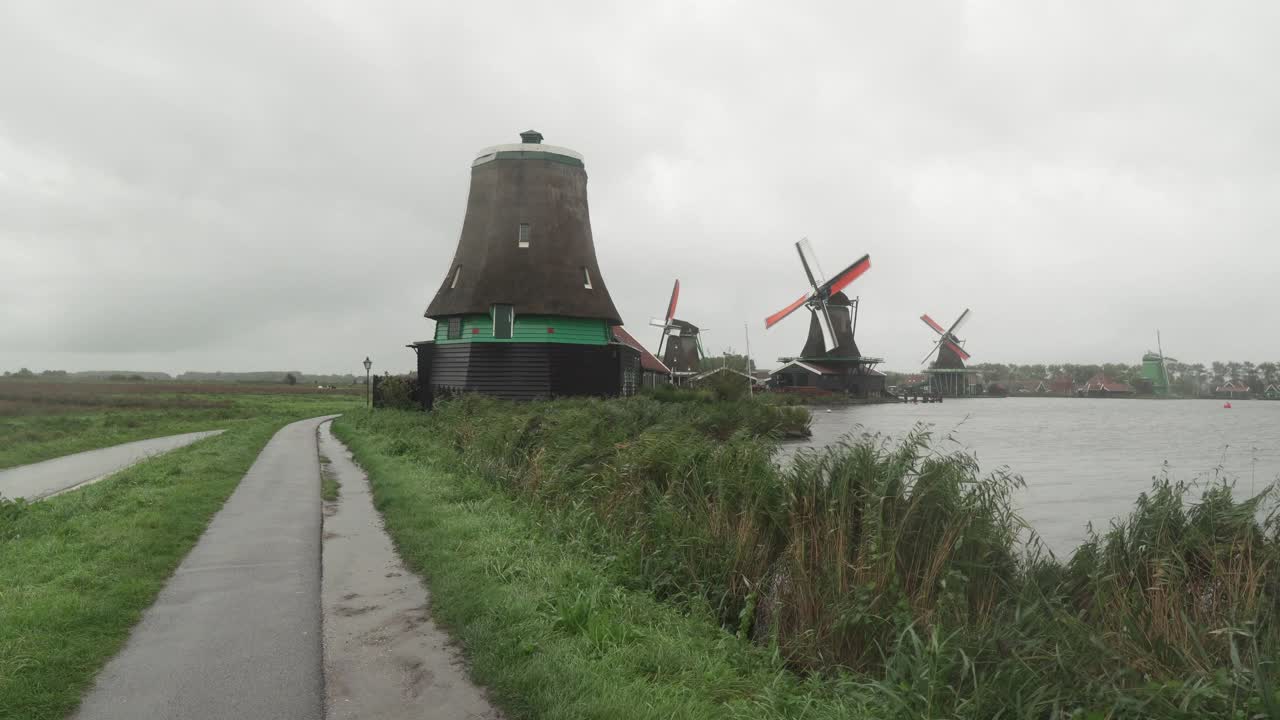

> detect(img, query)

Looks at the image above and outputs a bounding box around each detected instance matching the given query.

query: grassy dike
[0,399,354,720]
[331,410,871,719]
[335,395,1279,719]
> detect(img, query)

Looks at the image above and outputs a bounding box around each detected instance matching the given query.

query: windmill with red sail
[764,239,885,397]
[650,279,706,380]
[920,308,980,396]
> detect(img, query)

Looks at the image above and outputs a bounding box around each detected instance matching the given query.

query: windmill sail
[764,240,871,358]
[920,313,946,335]
[920,308,973,368]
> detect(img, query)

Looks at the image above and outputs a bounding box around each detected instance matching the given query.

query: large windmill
[415,130,635,406]
[650,279,706,379]
[764,239,885,397]
[920,308,979,396]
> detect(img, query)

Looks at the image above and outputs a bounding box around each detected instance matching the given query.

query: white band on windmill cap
[472,143,584,166]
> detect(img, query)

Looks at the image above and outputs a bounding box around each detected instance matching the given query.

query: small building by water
[688,366,759,391]
[1215,380,1252,399]
[1050,375,1075,396]
[612,327,671,389]
[770,360,886,397]
[1010,379,1049,395]
[1079,373,1135,397]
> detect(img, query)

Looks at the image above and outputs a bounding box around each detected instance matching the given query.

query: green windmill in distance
[1141,330,1175,396]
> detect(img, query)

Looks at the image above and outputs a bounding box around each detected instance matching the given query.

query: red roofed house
[612,327,671,389]
[901,373,929,390]
[1215,380,1251,399]
[688,365,759,389]
[1010,379,1049,394]
[1080,372,1134,397]
[1050,375,1075,396]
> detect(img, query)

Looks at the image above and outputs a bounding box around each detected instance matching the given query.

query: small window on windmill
[492,304,514,339]
[517,223,531,248]
[447,317,461,340]
[582,267,593,289]
[449,265,461,289]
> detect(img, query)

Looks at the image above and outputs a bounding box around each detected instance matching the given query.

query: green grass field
[0,383,359,720]
[0,380,361,469]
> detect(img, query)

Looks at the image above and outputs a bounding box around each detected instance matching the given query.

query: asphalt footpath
[0,430,224,501]
[72,415,337,720]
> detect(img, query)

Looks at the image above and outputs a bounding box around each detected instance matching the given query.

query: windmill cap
[473,130,585,167]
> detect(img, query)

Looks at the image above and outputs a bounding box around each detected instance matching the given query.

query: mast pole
[851,295,860,349]
[744,321,754,399]
[1157,330,1170,395]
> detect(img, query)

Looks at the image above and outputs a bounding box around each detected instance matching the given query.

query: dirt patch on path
[318,421,502,720]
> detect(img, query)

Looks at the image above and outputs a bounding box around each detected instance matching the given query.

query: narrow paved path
[0,430,224,501]
[319,421,501,719]
[69,416,501,719]
[73,416,336,720]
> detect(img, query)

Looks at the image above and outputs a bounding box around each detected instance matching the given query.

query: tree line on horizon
[1,368,364,385]
[956,360,1280,394]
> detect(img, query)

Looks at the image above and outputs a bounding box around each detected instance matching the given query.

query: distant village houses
[1079,373,1135,397]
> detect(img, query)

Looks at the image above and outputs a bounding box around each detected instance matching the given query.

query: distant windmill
[650,279,706,376]
[920,309,972,367]
[920,309,978,396]
[1141,330,1176,396]
[764,239,871,358]
[763,239,884,398]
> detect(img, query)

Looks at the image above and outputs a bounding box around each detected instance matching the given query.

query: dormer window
[449,265,461,289]
[518,223,530,248]
[583,267,593,289]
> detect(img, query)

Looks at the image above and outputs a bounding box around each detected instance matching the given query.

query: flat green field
[0,382,359,720]
[0,380,362,469]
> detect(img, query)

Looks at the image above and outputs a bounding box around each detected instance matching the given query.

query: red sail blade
[665,279,680,323]
[944,339,971,361]
[765,293,811,329]
[822,254,871,296]
[920,313,946,335]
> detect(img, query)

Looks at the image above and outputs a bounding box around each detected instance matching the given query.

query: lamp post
[363,356,372,409]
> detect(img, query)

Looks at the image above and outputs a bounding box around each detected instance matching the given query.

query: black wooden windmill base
[411,340,640,408]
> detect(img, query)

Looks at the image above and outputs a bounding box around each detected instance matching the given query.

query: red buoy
[1224,401,1232,409]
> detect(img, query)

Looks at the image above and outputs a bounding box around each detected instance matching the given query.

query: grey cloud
[2,0,1277,376]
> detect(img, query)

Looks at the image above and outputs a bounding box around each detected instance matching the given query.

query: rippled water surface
[792,398,1280,554]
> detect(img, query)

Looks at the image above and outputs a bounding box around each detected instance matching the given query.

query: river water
[791,398,1280,556]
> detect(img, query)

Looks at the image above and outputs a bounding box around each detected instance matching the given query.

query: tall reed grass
[360,394,1279,717]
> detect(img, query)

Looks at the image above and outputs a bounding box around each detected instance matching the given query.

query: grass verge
[319,452,340,501]
[0,402,350,720]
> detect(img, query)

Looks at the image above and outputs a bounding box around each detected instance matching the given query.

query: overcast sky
[2,1,1278,376]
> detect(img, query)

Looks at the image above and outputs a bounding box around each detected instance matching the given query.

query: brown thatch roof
[425,133,622,324]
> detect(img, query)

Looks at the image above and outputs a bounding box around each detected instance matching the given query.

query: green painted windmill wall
[1141,352,1170,395]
